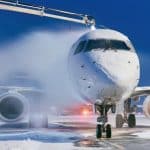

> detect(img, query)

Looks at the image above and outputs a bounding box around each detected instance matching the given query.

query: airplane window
[74,41,86,54]
[85,39,106,52]
[85,39,130,52]
[110,40,130,50]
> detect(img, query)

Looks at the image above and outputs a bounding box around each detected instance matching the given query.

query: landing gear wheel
[95,103,113,138]
[106,124,111,138]
[128,114,136,128]
[29,114,48,128]
[96,124,102,139]
[116,114,124,128]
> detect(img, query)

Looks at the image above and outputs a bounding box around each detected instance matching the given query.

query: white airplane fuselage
[68,29,140,105]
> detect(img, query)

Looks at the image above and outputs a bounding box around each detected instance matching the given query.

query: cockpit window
[74,41,86,54]
[110,40,130,50]
[85,39,130,52]
[85,39,106,52]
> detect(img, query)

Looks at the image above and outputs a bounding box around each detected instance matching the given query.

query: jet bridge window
[74,41,86,54]
[85,39,130,51]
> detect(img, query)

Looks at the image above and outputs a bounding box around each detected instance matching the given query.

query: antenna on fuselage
[0,0,96,28]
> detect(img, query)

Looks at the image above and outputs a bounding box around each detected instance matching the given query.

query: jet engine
[0,92,28,122]
[143,96,150,118]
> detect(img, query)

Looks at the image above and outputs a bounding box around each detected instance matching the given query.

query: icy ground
[0,114,150,150]
[0,141,111,150]
[0,130,109,150]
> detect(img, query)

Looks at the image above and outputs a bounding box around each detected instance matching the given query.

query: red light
[82,109,90,116]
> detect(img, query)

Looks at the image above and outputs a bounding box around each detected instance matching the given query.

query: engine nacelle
[0,92,28,122]
[143,96,150,118]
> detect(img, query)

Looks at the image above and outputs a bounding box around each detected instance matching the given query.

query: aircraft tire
[128,114,136,128]
[106,124,111,138]
[96,124,102,139]
[116,114,124,128]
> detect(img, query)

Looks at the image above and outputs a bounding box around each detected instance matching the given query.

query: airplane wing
[131,86,150,98]
[0,86,44,93]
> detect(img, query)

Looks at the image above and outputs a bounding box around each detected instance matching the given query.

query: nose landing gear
[95,103,112,138]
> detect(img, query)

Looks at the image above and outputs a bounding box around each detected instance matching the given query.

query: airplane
[0,0,150,139]
[68,28,150,138]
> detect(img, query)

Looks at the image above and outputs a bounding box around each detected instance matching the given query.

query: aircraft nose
[91,51,140,94]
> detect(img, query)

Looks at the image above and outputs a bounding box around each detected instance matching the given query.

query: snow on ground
[132,131,150,139]
[0,130,84,142]
[0,140,110,150]
[0,140,41,150]
[136,115,150,126]
[0,114,150,150]
[0,130,86,150]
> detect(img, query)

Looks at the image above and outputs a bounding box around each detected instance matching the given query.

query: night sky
[0,0,150,105]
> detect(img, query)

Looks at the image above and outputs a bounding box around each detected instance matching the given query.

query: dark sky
[0,0,149,48]
[0,0,150,105]
[1,0,150,48]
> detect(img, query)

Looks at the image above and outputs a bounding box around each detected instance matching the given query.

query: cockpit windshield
[85,39,130,52]
[74,39,131,55]
[74,41,86,54]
